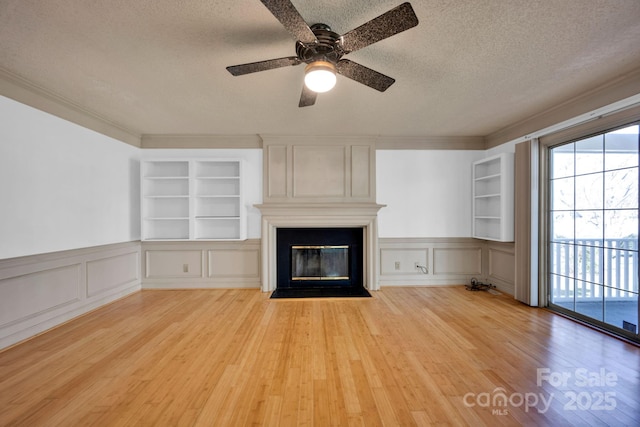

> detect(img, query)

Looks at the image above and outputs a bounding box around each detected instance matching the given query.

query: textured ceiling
[1,0,640,139]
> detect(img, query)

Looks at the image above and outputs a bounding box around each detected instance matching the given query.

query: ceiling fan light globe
[304,61,337,93]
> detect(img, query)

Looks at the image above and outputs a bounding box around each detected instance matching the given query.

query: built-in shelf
[141,159,245,241]
[472,153,514,242]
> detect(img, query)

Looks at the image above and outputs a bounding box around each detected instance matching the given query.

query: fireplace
[272,227,369,298]
[255,202,385,293]
[256,137,384,292]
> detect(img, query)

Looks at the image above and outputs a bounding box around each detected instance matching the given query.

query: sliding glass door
[548,124,640,340]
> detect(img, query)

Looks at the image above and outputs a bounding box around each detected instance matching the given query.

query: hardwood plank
[0,287,639,426]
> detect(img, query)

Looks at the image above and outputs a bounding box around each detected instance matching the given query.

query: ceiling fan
[226,1,419,107]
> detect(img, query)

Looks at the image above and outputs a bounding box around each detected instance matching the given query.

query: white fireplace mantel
[255,203,385,292]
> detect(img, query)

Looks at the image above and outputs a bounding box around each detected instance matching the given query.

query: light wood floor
[1,287,639,426]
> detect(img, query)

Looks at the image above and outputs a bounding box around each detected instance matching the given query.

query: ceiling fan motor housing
[296,24,344,64]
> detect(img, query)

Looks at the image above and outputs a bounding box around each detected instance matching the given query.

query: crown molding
[141,134,263,149]
[375,135,486,150]
[260,134,378,145]
[0,68,141,147]
[141,134,488,150]
[485,66,640,149]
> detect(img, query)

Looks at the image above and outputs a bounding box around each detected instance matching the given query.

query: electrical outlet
[183,264,189,273]
[394,261,400,270]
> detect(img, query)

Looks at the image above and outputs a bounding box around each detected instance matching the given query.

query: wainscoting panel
[432,248,482,275]
[208,248,260,279]
[0,264,81,327]
[87,252,140,297]
[379,238,515,293]
[0,242,141,350]
[145,250,203,279]
[486,241,516,295]
[379,238,485,286]
[142,240,261,289]
[380,248,428,275]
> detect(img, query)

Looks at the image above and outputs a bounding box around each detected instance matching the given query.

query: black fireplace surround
[272,227,370,298]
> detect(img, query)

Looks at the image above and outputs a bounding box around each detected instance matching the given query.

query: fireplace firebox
[291,245,349,281]
[272,227,369,298]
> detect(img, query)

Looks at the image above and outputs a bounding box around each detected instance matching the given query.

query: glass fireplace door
[291,245,349,281]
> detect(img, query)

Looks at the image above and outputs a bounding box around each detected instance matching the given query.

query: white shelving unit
[472,153,514,242]
[142,159,245,241]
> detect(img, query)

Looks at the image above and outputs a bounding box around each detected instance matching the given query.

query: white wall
[140,148,263,239]
[376,150,485,238]
[0,96,140,259]
[0,92,483,256]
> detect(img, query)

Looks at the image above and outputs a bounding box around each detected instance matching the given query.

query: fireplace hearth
[271,227,370,298]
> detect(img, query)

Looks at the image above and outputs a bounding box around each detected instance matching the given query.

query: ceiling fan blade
[260,0,317,44]
[226,56,301,76]
[340,2,419,54]
[336,59,395,92]
[298,84,317,107]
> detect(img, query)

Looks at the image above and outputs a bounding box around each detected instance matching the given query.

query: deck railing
[551,238,638,301]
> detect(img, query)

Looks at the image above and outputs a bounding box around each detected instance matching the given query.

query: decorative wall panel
[261,136,376,204]
[486,241,516,295]
[0,265,81,327]
[380,238,483,286]
[293,145,346,197]
[380,249,428,275]
[145,250,203,279]
[433,248,482,275]
[267,145,288,198]
[87,251,140,297]
[351,145,371,198]
[141,240,261,289]
[208,249,260,279]
[0,242,141,350]
[378,237,514,292]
